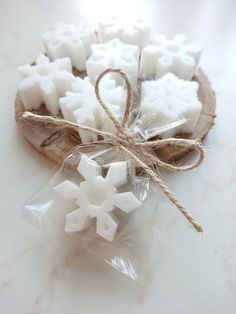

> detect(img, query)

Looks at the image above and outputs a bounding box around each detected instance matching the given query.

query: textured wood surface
[15,68,216,165]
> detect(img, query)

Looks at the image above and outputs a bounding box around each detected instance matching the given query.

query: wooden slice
[15,68,216,165]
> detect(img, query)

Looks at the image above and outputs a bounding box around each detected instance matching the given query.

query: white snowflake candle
[42,22,96,71]
[86,38,140,85]
[98,17,150,49]
[59,75,126,143]
[139,34,202,81]
[53,156,142,242]
[18,54,75,115]
[140,73,202,138]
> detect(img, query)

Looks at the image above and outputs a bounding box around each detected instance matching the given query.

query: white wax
[53,156,141,242]
[59,75,126,143]
[42,22,96,71]
[74,109,98,143]
[64,208,92,233]
[140,73,202,138]
[139,34,202,81]
[18,54,75,115]
[100,104,122,134]
[86,38,140,85]
[98,17,150,49]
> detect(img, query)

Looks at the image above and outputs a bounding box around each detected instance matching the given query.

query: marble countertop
[1,0,236,313]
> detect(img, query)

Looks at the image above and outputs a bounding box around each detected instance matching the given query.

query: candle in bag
[53,156,142,241]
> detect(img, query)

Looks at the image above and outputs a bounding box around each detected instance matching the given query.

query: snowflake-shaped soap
[18,54,75,115]
[140,73,202,138]
[140,34,202,81]
[86,38,140,84]
[42,22,96,71]
[59,75,126,143]
[53,156,142,242]
[98,17,150,49]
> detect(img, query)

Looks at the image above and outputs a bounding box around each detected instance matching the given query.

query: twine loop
[96,69,204,232]
[22,68,205,232]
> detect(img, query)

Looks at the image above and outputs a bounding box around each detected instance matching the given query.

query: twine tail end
[193,222,203,233]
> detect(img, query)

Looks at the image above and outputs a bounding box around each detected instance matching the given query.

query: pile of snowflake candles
[18,19,203,241]
[18,18,203,141]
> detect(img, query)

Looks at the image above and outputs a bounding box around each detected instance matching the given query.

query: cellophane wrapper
[23,145,159,281]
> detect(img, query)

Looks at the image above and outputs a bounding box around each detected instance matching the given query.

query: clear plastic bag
[21,66,203,282]
[23,145,159,281]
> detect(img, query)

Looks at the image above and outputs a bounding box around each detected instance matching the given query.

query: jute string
[22,68,204,232]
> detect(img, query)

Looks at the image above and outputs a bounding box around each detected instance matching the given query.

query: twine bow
[23,68,204,232]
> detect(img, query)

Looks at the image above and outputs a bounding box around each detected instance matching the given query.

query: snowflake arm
[114,192,142,213]
[65,208,92,232]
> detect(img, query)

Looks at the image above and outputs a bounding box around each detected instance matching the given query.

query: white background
[1,0,236,313]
